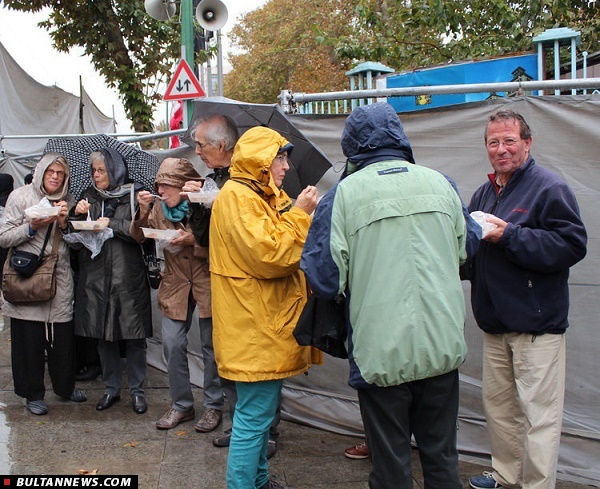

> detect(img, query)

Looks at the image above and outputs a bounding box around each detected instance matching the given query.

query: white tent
[0,41,115,184]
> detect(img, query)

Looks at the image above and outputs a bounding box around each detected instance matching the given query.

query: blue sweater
[468,157,587,335]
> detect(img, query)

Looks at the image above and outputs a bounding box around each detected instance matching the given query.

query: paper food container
[184,191,218,204]
[71,220,110,231]
[141,228,180,241]
[24,206,61,219]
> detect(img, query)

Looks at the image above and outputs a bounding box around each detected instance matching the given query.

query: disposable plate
[71,220,109,231]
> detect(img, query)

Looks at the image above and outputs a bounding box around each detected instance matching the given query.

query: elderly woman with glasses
[69,148,152,415]
[0,153,86,415]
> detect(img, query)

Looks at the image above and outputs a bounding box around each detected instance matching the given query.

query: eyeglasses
[92,168,107,175]
[194,140,210,150]
[274,154,288,162]
[45,169,66,178]
[486,138,521,149]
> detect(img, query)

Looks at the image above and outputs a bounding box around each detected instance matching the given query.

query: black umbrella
[44,134,160,201]
[184,97,333,198]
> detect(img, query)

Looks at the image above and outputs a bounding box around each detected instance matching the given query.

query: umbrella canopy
[185,97,333,198]
[44,134,160,201]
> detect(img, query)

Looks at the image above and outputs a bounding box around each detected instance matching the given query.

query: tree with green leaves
[4,0,180,132]
[333,0,599,72]
[226,0,597,103]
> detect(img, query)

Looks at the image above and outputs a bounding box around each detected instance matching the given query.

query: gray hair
[89,151,106,164]
[191,114,238,151]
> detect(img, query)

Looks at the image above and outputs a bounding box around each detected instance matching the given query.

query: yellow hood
[229,126,292,211]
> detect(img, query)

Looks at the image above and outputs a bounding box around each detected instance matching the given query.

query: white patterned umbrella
[44,134,160,201]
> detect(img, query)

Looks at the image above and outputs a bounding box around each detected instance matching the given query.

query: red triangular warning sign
[164,59,206,101]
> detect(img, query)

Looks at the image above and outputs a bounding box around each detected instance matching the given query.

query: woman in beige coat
[0,153,86,415]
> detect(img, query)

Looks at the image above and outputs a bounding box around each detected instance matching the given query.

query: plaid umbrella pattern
[44,134,160,201]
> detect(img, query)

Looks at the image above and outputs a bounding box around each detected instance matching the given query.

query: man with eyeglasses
[467,110,587,489]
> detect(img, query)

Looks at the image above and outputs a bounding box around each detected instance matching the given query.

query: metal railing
[2,78,599,156]
[279,78,600,114]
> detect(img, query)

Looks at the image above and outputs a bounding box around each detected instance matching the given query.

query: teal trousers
[226,379,283,489]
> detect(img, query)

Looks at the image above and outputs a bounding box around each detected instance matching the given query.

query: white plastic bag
[63,228,114,259]
[24,197,61,219]
[470,211,498,239]
[162,239,183,256]
[185,177,220,207]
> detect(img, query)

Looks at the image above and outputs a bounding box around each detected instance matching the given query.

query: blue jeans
[226,379,282,489]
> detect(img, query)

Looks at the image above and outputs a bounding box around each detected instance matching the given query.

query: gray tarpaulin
[148,95,599,486]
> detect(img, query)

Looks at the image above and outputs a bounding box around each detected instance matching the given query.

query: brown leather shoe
[156,407,195,430]
[194,408,222,433]
[344,441,369,459]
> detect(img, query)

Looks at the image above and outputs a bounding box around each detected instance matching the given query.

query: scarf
[162,200,189,222]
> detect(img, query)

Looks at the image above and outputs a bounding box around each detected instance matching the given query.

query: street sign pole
[181,0,195,127]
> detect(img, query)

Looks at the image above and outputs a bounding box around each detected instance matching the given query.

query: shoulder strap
[38,223,55,258]
[130,185,136,220]
[130,181,154,261]
[232,179,265,196]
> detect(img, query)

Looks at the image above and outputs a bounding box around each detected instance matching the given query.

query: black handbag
[130,187,162,289]
[293,293,348,359]
[10,225,53,278]
[142,239,162,290]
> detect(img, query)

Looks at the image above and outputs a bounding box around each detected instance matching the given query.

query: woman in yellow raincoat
[210,126,320,489]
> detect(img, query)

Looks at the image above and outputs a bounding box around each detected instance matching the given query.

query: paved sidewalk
[0,314,593,488]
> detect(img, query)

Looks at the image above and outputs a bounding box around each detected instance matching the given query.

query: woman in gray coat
[0,153,86,415]
[70,148,152,414]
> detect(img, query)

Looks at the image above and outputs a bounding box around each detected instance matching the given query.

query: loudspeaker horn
[195,0,228,31]
[145,0,176,21]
